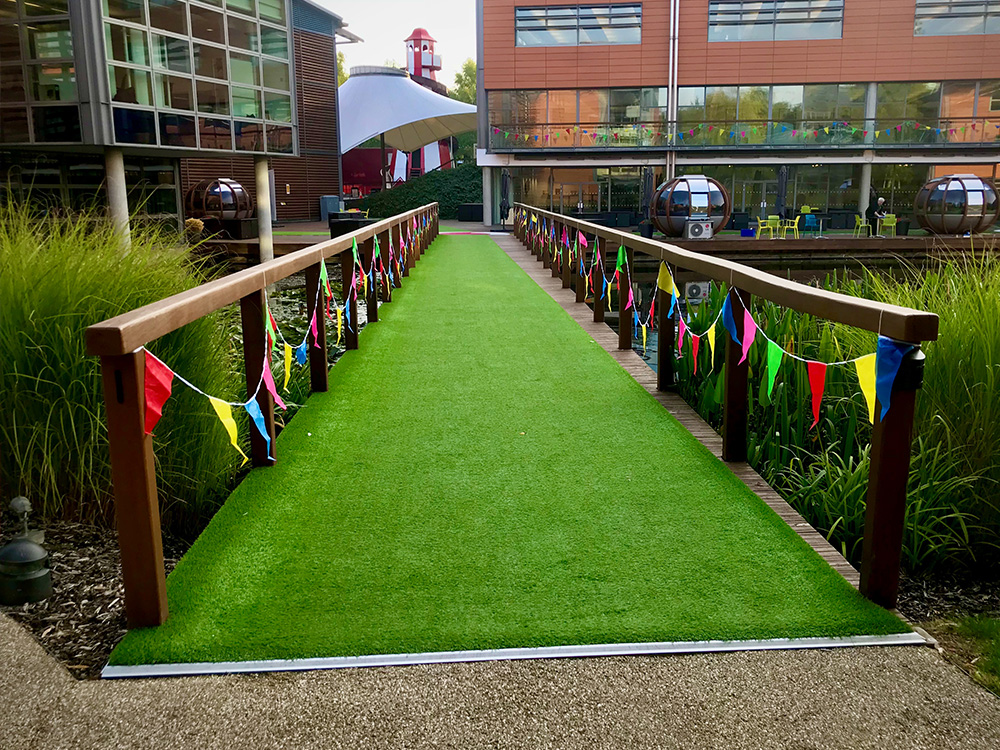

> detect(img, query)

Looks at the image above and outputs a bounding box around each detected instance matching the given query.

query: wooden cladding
[180,28,340,222]
[483,0,1000,90]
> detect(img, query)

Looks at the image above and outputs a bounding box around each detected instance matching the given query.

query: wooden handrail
[515,203,939,343]
[86,204,438,357]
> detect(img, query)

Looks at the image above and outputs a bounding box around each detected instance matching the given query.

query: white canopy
[338,67,477,153]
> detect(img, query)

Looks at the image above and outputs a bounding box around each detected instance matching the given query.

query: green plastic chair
[780,215,800,239]
[879,214,897,237]
[853,214,871,237]
[755,215,778,239]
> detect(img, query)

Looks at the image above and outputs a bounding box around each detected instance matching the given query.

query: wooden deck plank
[494,232,861,589]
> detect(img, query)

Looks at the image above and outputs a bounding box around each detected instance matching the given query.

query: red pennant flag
[143,350,174,435]
[807,361,827,428]
[691,334,700,375]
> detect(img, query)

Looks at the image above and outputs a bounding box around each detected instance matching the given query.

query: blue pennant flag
[600,274,607,299]
[294,340,308,366]
[668,291,677,318]
[245,398,274,461]
[722,295,741,346]
[875,336,915,420]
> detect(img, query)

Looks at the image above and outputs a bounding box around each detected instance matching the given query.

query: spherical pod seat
[184,178,254,221]
[914,174,999,235]
[650,175,731,237]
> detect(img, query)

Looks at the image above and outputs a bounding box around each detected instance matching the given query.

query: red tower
[405,28,441,82]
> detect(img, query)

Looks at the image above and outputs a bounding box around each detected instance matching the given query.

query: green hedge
[365,164,482,220]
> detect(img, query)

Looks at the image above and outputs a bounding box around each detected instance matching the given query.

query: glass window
[227,0,256,15]
[981,81,1000,113]
[262,58,288,90]
[266,124,293,152]
[234,119,263,150]
[578,89,607,122]
[158,112,196,147]
[709,0,844,42]
[27,0,68,14]
[152,33,188,72]
[33,104,79,141]
[579,5,642,44]
[878,81,941,123]
[609,88,641,124]
[548,89,577,125]
[199,117,231,149]
[512,89,547,124]
[1,63,25,101]
[191,5,225,44]
[0,107,29,142]
[259,0,286,24]
[915,0,991,36]
[229,51,259,85]
[260,26,288,58]
[264,91,290,121]
[148,0,187,35]
[106,23,148,65]
[108,65,151,105]
[771,85,803,123]
[515,4,641,46]
[640,87,668,123]
[103,0,144,23]
[228,15,259,52]
[27,21,72,59]
[196,79,229,114]
[737,85,768,121]
[31,63,75,102]
[0,23,20,62]
[155,73,193,109]
[803,84,839,121]
[114,106,155,143]
[705,86,737,121]
[232,85,260,118]
[194,43,226,79]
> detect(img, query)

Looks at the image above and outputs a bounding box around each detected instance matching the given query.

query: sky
[314,0,477,90]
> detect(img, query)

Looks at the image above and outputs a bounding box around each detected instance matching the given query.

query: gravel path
[3,612,1000,750]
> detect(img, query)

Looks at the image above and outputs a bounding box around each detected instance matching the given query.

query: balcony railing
[489,117,1000,151]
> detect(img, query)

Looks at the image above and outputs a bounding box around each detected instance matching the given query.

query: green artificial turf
[111,234,908,666]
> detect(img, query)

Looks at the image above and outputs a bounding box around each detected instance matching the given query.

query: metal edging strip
[102,631,930,680]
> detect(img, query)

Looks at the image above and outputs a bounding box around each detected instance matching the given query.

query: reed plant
[0,202,242,532]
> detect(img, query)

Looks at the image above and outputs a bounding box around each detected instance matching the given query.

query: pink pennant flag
[807,361,827,428]
[739,308,757,364]
[691,334,701,375]
[262,354,287,410]
[626,287,634,311]
[677,316,687,351]
[143,350,174,435]
[310,311,320,348]
[578,231,588,248]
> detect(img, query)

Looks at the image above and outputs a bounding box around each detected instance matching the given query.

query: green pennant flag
[264,301,278,346]
[351,237,359,264]
[766,340,783,398]
[615,245,626,272]
[319,258,329,287]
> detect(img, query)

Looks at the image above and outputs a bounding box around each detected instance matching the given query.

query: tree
[451,58,476,105]
[337,51,348,86]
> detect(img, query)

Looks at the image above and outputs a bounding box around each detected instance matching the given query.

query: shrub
[0,203,242,532]
[365,164,482,220]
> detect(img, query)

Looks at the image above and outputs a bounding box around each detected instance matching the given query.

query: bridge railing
[85,203,439,628]
[513,202,939,610]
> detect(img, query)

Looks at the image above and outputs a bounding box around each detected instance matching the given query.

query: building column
[482,165,493,228]
[255,155,274,263]
[858,156,873,218]
[104,147,131,247]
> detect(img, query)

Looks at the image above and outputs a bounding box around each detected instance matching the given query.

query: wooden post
[361,237,378,323]
[378,229,392,302]
[860,346,925,608]
[618,247,633,350]
[657,281,676,391]
[722,288,750,462]
[304,263,328,392]
[340,250,359,350]
[240,289,276,466]
[593,250,605,324]
[100,350,168,627]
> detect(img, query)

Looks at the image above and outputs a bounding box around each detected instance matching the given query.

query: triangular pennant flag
[244,398,274,460]
[295,340,308,366]
[351,237,359,264]
[875,337,915,421]
[283,343,292,391]
[310,310,320,349]
[319,258,331,297]
[854,353,877,424]
[626,287,634,311]
[722,295,741,346]
[807,361,827,428]
[261,354,287,410]
[656,262,672,291]
[615,245,626,273]
[707,324,717,372]
[578,231,588,249]
[739,308,757,364]
[677,316,687,350]
[766,340,783,398]
[691,334,700,375]
[209,397,248,466]
[143,350,174,435]
[335,305,343,346]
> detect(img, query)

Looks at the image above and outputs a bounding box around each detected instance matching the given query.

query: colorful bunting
[283,343,292,391]
[875,337,915,421]
[262,355,287,411]
[739,308,757,364]
[854,353,877,424]
[766,340,783,398]
[706,324,717,372]
[209,397,248,466]
[245,398,274,461]
[722,295,741,347]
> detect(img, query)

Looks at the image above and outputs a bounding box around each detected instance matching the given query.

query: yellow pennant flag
[641,324,647,353]
[854,353,877,424]
[335,305,343,346]
[362,271,368,298]
[209,397,249,466]
[283,343,292,391]
[824,127,829,135]
[607,286,613,312]
[874,130,880,138]
[656,262,672,291]
[707,324,717,372]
